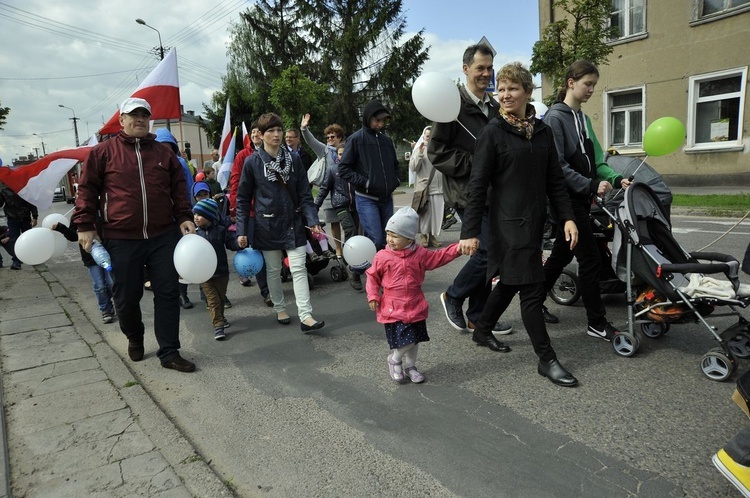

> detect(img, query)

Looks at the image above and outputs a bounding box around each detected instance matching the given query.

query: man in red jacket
[73,98,197,372]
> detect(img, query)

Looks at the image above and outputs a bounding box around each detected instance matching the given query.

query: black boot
[538,359,578,387]
[179,294,194,309]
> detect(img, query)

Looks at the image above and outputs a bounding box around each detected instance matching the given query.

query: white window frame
[604,85,646,153]
[685,67,747,153]
[691,0,750,24]
[609,0,647,42]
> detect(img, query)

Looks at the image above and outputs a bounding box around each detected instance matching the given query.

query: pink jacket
[366,242,461,324]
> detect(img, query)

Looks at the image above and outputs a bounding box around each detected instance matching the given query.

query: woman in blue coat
[236,113,325,332]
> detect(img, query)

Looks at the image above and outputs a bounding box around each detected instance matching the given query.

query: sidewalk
[0,266,232,497]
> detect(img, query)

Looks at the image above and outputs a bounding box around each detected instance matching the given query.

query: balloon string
[305,226,345,245]
[610,155,648,202]
[456,120,477,140]
[63,206,75,218]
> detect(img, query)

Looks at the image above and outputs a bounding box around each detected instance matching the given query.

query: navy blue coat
[195,223,240,278]
[235,148,318,251]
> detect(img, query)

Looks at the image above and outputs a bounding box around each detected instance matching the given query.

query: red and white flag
[218,100,232,161]
[242,121,251,150]
[0,145,93,210]
[217,127,237,190]
[99,48,181,135]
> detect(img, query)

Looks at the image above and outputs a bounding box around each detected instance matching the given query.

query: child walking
[366,207,462,383]
[193,199,240,340]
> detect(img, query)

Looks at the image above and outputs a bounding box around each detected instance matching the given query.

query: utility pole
[135,18,171,131]
[33,133,46,155]
[58,105,80,146]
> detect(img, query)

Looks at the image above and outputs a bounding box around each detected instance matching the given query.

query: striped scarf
[261,146,293,183]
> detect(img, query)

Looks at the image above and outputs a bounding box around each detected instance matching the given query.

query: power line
[0,69,145,81]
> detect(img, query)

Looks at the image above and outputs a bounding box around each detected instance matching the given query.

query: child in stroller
[280,224,348,288]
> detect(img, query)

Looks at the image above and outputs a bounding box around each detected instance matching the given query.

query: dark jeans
[475,280,556,362]
[725,425,750,465]
[544,201,606,326]
[446,208,492,324]
[106,229,182,362]
[336,208,360,242]
[355,194,393,250]
[256,263,269,297]
[7,217,31,266]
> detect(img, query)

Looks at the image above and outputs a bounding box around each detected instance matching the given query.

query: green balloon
[643,117,686,157]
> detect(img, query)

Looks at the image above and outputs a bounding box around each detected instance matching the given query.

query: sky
[0,0,540,163]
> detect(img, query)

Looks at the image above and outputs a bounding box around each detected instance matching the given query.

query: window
[687,67,747,150]
[610,0,646,40]
[701,0,750,16]
[605,88,644,149]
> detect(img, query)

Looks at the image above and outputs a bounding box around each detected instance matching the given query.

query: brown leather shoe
[161,354,196,372]
[428,235,442,248]
[420,234,429,247]
[128,339,144,362]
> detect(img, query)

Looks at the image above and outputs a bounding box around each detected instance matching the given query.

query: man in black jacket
[0,181,38,270]
[339,100,399,252]
[428,44,512,336]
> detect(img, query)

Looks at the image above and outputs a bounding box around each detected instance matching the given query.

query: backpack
[307,156,327,186]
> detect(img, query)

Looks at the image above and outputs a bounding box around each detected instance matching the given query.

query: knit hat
[193,199,219,223]
[192,181,210,199]
[385,207,419,240]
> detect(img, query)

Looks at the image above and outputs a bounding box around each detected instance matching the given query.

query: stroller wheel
[330,265,343,282]
[548,269,581,306]
[611,331,639,357]
[641,322,670,339]
[700,348,737,382]
[727,332,750,359]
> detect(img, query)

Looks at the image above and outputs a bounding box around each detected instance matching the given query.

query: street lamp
[58,105,80,147]
[32,133,46,156]
[135,18,164,60]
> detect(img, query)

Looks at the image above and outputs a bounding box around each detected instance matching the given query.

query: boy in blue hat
[193,198,241,340]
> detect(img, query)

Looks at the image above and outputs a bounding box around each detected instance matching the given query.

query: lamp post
[135,18,164,60]
[58,105,80,147]
[32,133,46,156]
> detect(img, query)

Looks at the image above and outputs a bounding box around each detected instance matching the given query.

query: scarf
[499,103,536,140]
[261,146,293,183]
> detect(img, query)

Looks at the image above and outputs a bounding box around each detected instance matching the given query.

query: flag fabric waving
[99,48,181,135]
[0,146,93,210]
[217,127,237,190]
[242,122,251,149]
[218,100,232,161]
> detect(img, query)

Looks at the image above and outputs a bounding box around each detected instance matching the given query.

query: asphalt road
[39,201,750,497]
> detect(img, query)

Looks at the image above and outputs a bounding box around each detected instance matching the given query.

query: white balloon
[530,101,549,119]
[173,233,217,284]
[41,213,69,229]
[412,72,461,123]
[343,235,377,268]
[50,231,69,258]
[14,227,56,265]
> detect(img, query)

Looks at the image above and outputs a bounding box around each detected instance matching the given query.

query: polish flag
[218,100,232,161]
[217,127,237,190]
[242,122,251,150]
[0,145,93,210]
[99,48,181,135]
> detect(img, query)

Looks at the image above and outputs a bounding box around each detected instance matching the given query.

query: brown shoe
[420,234,429,247]
[128,339,144,362]
[161,354,196,372]
[428,235,442,248]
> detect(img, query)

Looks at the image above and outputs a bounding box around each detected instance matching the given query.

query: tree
[530,0,618,104]
[269,66,330,130]
[0,100,9,131]
[202,0,429,143]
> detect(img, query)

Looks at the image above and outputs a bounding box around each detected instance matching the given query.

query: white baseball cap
[119,98,152,115]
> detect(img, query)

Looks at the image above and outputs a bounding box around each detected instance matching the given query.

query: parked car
[53,187,65,202]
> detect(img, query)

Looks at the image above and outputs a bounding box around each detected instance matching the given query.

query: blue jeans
[87,265,114,312]
[7,217,31,266]
[446,208,492,324]
[354,194,393,250]
[106,229,182,362]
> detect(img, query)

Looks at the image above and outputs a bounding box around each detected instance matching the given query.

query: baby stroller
[280,224,335,289]
[546,156,672,306]
[599,182,750,381]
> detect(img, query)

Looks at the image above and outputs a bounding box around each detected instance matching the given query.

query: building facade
[152,106,214,169]
[538,0,750,185]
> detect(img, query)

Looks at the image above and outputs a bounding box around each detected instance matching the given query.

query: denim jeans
[263,246,312,321]
[446,208,492,324]
[106,229,182,362]
[87,264,114,312]
[354,194,393,250]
